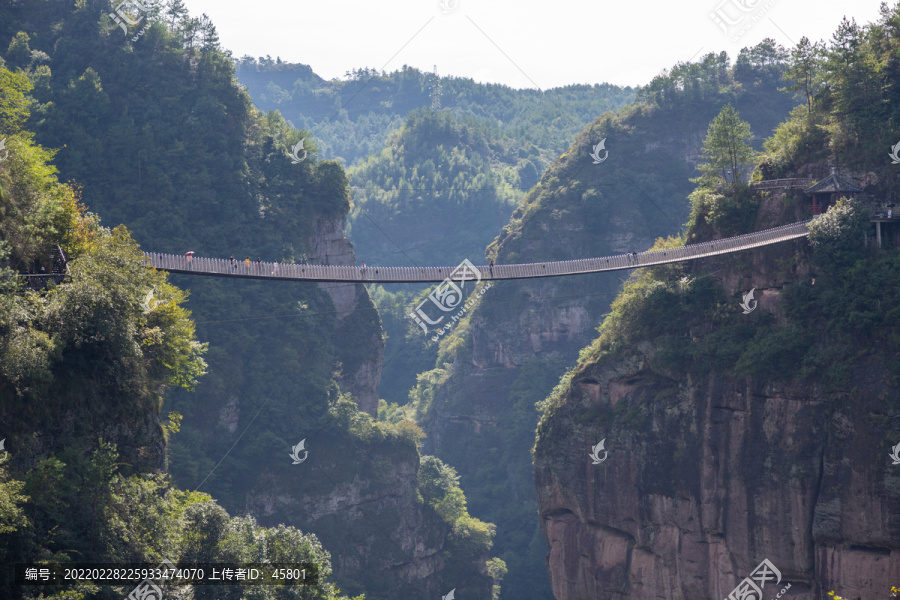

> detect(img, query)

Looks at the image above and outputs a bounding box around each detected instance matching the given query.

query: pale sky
[181,0,886,89]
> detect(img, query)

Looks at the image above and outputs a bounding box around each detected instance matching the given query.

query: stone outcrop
[535,345,900,599]
[306,214,383,415]
[416,94,802,598]
[240,214,491,600]
[248,432,493,600]
[533,238,900,600]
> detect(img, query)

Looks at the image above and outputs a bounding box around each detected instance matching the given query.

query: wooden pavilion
[803,167,863,215]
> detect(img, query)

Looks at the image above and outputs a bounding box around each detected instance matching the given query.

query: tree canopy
[697,104,756,186]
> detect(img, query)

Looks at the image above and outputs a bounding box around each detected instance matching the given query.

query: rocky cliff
[248,415,493,600]
[234,215,488,600]
[415,77,797,598]
[533,206,900,599]
[306,214,383,416]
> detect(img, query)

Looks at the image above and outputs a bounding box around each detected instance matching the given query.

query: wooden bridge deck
[143,220,813,283]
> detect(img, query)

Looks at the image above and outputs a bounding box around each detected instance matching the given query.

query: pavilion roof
[804,168,863,194]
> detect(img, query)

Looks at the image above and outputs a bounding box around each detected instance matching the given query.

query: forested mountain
[535,7,900,597]
[345,108,526,403]
[235,55,635,411]
[3,0,899,598]
[383,39,801,599]
[346,108,524,268]
[235,58,635,165]
[0,1,500,598]
[0,59,354,600]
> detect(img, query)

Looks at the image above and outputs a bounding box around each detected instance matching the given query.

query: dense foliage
[236,59,636,165]
[760,5,900,201]
[0,63,355,600]
[540,5,900,445]
[1,0,358,509]
[686,105,760,239]
[347,108,521,267]
[0,1,498,598]
[347,108,525,403]
[400,38,801,600]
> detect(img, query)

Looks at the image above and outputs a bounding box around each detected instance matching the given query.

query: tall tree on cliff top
[697,104,756,187]
[782,36,825,115]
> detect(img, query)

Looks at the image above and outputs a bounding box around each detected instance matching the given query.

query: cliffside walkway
[749,178,813,190]
[143,219,813,283]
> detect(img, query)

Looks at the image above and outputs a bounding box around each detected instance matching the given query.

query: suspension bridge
[142,219,814,283]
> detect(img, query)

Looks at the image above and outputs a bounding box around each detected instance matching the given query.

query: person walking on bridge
[244,257,251,269]
[489,259,494,277]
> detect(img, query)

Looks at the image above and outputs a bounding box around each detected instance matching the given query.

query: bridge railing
[749,178,813,190]
[144,219,812,283]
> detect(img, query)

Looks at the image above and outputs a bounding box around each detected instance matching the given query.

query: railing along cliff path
[143,220,813,283]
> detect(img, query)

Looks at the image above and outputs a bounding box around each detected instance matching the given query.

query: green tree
[418,455,467,523]
[0,465,28,536]
[165,0,189,28]
[807,197,869,270]
[4,32,31,72]
[179,500,230,563]
[486,556,508,600]
[697,104,756,186]
[782,36,824,114]
[0,67,32,132]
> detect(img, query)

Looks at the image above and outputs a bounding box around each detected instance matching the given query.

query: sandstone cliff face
[533,239,900,600]
[238,215,490,600]
[408,80,799,597]
[306,214,383,416]
[248,431,493,600]
[418,115,709,598]
[535,349,900,599]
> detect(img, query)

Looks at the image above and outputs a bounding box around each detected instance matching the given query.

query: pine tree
[697,104,756,187]
[197,14,220,51]
[783,36,823,115]
[165,0,189,28]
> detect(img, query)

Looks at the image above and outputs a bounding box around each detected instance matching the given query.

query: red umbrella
[184,251,195,255]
